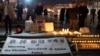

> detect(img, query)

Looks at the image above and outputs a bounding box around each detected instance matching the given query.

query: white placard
[25,20,33,32]
[1,37,71,55]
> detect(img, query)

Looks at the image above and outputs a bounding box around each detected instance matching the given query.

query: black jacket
[79,6,89,16]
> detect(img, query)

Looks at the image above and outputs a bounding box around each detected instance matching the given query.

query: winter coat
[0,3,4,15]
[68,7,78,20]
[79,6,89,16]
[4,3,16,19]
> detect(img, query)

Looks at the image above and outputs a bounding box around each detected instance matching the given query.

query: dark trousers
[90,14,95,24]
[98,17,100,25]
[17,13,22,20]
[26,14,35,22]
[5,15,12,34]
[0,14,2,22]
[79,15,86,28]
[97,19,100,29]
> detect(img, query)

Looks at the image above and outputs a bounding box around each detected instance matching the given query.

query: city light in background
[24,0,35,5]
[25,0,32,3]
[2,0,4,2]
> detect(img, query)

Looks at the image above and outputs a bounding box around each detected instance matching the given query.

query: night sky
[38,0,73,4]
[21,0,73,5]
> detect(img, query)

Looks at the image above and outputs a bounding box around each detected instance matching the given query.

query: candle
[66,28,69,33]
[62,28,65,32]
[73,31,82,35]
[68,32,73,36]
[64,29,67,32]
[97,34,99,37]
[52,31,57,35]
[59,31,64,35]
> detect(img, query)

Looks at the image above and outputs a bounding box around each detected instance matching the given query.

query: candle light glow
[51,28,82,36]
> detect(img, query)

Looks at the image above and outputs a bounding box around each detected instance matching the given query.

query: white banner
[1,37,71,55]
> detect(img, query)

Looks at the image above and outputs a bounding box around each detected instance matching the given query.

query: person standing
[26,5,35,22]
[97,9,100,29]
[78,1,89,28]
[43,8,48,19]
[4,0,16,35]
[16,1,23,21]
[23,5,27,20]
[0,1,4,23]
[68,1,79,30]
[66,8,70,24]
[60,8,66,24]
[90,9,96,25]
[35,3,43,19]
[54,6,58,20]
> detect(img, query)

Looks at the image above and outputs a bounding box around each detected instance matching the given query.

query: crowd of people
[59,1,88,30]
[0,0,100,35]
[59,1,100,30]
[0,0,45,35]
